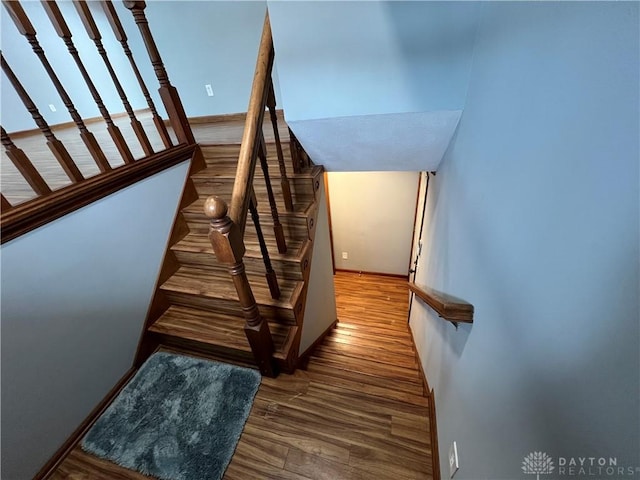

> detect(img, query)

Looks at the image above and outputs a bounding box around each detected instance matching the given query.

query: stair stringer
[133,146,207,367]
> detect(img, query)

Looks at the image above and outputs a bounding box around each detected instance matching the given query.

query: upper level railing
[203,13,310,376]
[1,0,195,243]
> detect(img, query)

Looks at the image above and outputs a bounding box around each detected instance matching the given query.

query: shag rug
[81,352,261,480]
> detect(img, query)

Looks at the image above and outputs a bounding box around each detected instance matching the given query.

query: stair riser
[192,179,315,206]
[150,332,257,368]
[201,145,292,169]
[161,290,298,325]
[183,212,311,241]
[149,332,294,374]
[173,250,306,281]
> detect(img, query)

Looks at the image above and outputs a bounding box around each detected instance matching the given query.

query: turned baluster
[123,1,195,145]
[266,78,293,212]
[72,0,153,157]
[204,196,276,377]
[1,126,52,196]
[3,1,110,174]
[248,191,281,300]
[42,0,134,165]
[1,194,11,211]
[101,0,172,149]
[258,133,287,254]
[288,127,303,174]
[1,53,83,183]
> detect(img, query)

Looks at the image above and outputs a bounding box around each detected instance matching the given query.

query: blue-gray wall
[409,3,639,479]
[143,1,269,119]
[268,1,479,121]
[266,1,479,171]
[0,161,190,480]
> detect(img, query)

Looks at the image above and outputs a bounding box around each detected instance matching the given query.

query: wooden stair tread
[183,196,312,218]
[191,163,322,181]
[173,231,305,261]
[149,305,295,355]
[160,266,303,309]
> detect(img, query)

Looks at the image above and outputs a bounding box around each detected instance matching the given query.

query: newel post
[204,196,276,377]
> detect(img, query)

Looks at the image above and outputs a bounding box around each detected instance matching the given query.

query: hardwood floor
[49,271,433,480]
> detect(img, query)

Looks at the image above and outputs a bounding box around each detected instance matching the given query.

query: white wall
[299,176,337,354]
[0,161,190,480]
[409,3,639,479]
[328,171,419,276]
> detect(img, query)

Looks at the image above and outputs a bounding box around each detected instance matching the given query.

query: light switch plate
[449,441,459,478]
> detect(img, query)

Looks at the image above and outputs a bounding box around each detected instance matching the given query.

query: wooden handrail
[228,12,274,231]
[1,144,195,244]
[204,12,290,376]
[408,282,474,323]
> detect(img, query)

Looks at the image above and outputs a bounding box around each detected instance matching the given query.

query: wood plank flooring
[50,273,433,479]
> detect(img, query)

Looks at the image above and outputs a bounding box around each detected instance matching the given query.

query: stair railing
[204,12,294,376]
[1,0,195,243]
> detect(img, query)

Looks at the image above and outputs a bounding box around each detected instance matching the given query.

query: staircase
[138,136,324,374]
[1,2,323,378]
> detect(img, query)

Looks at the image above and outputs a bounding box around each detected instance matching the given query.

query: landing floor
[50,272,434,480]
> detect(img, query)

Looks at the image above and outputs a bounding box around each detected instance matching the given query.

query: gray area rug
[81,352,261,480]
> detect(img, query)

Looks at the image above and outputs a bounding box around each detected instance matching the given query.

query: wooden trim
[1,144,196,244]
[407,324,430,397]
[336,268,409,280]
[6,108,152,139]
[34,367,138,480]
[296,319,338,370]
[1,193,12,211]
[428,388,442,480]
[323,171,336,274]
[407,282,474,323]
[182,109,284,125]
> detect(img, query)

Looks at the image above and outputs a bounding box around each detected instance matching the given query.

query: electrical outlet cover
[449,441,459,478]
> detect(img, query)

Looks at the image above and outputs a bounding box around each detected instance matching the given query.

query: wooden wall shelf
[408,282,474,323]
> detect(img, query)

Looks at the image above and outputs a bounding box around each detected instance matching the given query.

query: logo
[523,452,555,480]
